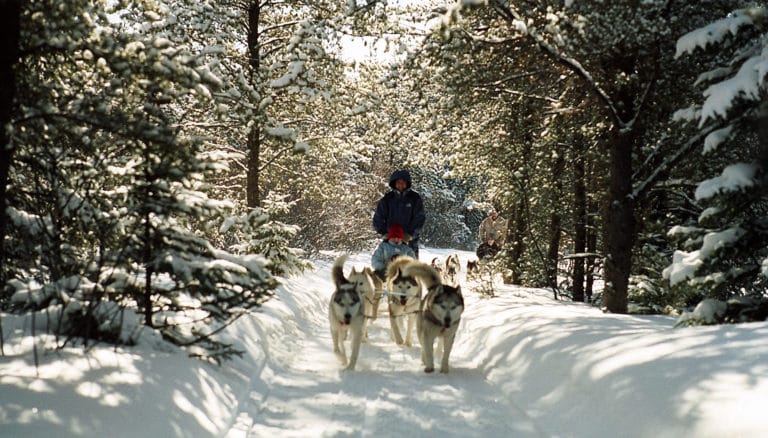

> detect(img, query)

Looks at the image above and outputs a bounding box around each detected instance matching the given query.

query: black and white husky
[385,256,422,347]
[403,261,464,374]
[329,255,365,370]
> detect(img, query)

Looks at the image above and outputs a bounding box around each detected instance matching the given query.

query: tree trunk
[545,150,565,293]
[247,125,260,208]
[246,1,261,208]
[585,151,600,303]
[546,212,561,292]
[508,197,526,285]
[144,207,153,327]
[586,214,597,303]
[602,129,635,313]
[0,0,21,285]
[572,142,587,302]
[143,145,153,327]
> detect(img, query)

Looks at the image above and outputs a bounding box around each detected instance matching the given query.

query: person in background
[373,169,425,259]
[477,209,507,259]
[371,224,416,281]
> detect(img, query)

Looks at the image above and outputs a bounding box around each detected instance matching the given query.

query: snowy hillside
[1,248,766,437]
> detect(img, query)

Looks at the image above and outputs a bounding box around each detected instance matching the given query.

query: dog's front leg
[389,300,405,344]
[361,318,368,343]
[422,332,435,373]
[345,323,362,371]
[418,317,435,372]
[390,313,404,345]
[372,292,383,319]
[331,327,347,366]
[404,314,416,347]
[439,331,457,373]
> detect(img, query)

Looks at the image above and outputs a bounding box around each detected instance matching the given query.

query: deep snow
[1,248,767,437]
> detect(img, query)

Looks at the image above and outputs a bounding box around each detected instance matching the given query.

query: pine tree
[664,7,768,316]
[2,1,278,359]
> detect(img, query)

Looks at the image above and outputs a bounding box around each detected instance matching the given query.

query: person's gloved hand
[403,233,412,243]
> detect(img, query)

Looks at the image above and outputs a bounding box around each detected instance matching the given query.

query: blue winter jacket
[371,240,416,273]
[372,170,426,240]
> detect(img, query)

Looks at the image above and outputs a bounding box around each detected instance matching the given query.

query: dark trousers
[476,242,499,259]
[409,239,419,259]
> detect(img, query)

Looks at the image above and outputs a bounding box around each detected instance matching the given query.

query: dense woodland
[0,0,766,358]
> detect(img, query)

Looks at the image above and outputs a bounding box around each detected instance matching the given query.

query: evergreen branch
[176,311,247,347]
[487,0,628,128]
[632,118,738,200]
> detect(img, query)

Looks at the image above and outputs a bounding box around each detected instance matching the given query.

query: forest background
[0,0,766,359]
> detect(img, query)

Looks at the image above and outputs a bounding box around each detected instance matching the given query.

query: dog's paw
[424,366,435,373]
[440,366,449,374]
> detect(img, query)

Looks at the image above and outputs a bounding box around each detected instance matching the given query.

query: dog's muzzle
[343,314,352,325]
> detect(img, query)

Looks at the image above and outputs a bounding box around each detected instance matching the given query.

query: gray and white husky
[443,253,462,287]
[363,266,385,320]
[385,256,422,347]
[403,261,464,374]
[347,265,380,341]
[329,255,365,370]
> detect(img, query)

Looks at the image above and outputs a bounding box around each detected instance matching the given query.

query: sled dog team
[329,254,465,373]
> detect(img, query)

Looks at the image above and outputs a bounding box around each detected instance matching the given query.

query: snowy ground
[1,248,767,437]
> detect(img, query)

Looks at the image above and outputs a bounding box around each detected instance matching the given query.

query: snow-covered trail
[223,249,547,437]
[3,247,766,437]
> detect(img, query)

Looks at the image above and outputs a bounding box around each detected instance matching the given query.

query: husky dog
[347,265,380,341]
[430,257,444,275]
[466,259,480,279]
[364,266,385,319]
[443,254,461,287]
[329,255,364,370]
[403,262,464,374]
[385,256,422,347]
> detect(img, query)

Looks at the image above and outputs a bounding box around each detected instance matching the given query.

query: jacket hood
[388,170,412,190]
